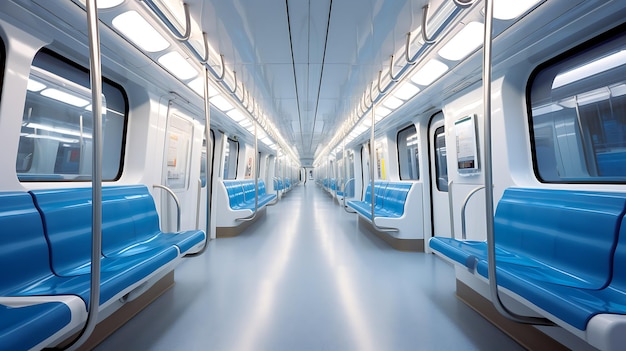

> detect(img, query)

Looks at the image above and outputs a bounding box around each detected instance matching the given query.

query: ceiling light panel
[158,52,198,80]
[112,11,170,53]
[410,59,449,86]
[438,22,484,61]
[393,82,420,101]
[494,0,542,20]
[210,95,234,112]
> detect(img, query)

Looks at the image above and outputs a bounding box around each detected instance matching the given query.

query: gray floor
[96,182,523,351]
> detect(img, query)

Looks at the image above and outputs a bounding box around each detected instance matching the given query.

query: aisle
[96,182,522,350]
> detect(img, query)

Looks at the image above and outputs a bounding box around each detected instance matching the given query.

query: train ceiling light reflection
[27,79,46,92]
[40,89,90,107]
[438,22,484,61]
[112,11,170,53]
[410,59,449,86]
[552,50,626,89]
[375,106,391,117]
[227,109,246,122]
[23,122,92,139]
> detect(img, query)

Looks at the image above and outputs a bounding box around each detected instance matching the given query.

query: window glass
[17,50,127,181]
[434,126,448,191]
[223,137,238,179]
[398,125,420,180]
[529,27,626,182]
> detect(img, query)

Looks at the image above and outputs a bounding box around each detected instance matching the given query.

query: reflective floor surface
[96,182,523,350]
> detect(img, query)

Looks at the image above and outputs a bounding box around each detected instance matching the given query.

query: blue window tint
[17,50,127,181]
[529,28,626,182]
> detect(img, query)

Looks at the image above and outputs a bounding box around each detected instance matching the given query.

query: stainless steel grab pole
[482,0,553,326]
[66,0,102,349]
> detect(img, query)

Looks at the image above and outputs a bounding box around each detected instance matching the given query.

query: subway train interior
[1,0,626,350]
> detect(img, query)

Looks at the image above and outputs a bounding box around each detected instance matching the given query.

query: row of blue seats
[1,185,206,350]
[347,181,412,220]
[223,179,277,210]
[273,177,293,192]
[430,188,626,349]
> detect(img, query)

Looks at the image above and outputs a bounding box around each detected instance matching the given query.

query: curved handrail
[63,1,102,349]
[420,4,437,45]
[228,71,238,95]
[342,178,357,213]
[141,0,191,42]
[199,32,210,63]
[405,32,419,65]
[453,0,478,8]
[460,186,484,240]
[377,70,392,95]
[388,55,402,82]
[369,81,376,104]
[215,54,226,82]
[153,184,181,232]
[482,0,553,326]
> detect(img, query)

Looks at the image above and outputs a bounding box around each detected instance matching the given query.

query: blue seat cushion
[0,302,71,351]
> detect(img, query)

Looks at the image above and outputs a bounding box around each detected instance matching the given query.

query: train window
[397,125,420,180]
[529,27,626,182]
[223,137,238,179]
[434,126,448,191]
[17,50,127,181]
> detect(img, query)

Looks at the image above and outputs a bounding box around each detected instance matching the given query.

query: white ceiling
[187,0,439,164]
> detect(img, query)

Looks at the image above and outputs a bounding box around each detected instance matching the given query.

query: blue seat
[27,185,206,305]
[347,181,411,220]
[224,179,277,210]
[1,302,71,351]
[0,192,84,349]
[430,188,626,331]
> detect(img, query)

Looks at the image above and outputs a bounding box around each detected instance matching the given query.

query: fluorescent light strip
[158,52,198,80]
[411,59,449,86]
[112,11,170,53]
[553,50,626,89]
[79,0,124,9]
[227,109,247,122]
[438,22,484,61]
[41,88,89,107]
[210,95,234,112]
[382,96,403,110]
[188,77,219,97]
[375,106,391,117]
[393,82,420,100]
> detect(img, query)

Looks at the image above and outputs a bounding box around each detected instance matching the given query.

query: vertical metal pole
[67,0,102,349]
[254,121,259,210]
[370,105,376,219]
[483,0,552,326]
[204,68,213,242]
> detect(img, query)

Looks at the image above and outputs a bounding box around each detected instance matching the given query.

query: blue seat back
[31,186,165,275]
[610,217,626,291]
[224,180,245,208]
[382,182,412,215]
[495,188,626,289]
[258,180,266,196]
[0,192,51,295]
[374,181,388,208]
[242,181,255,202]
